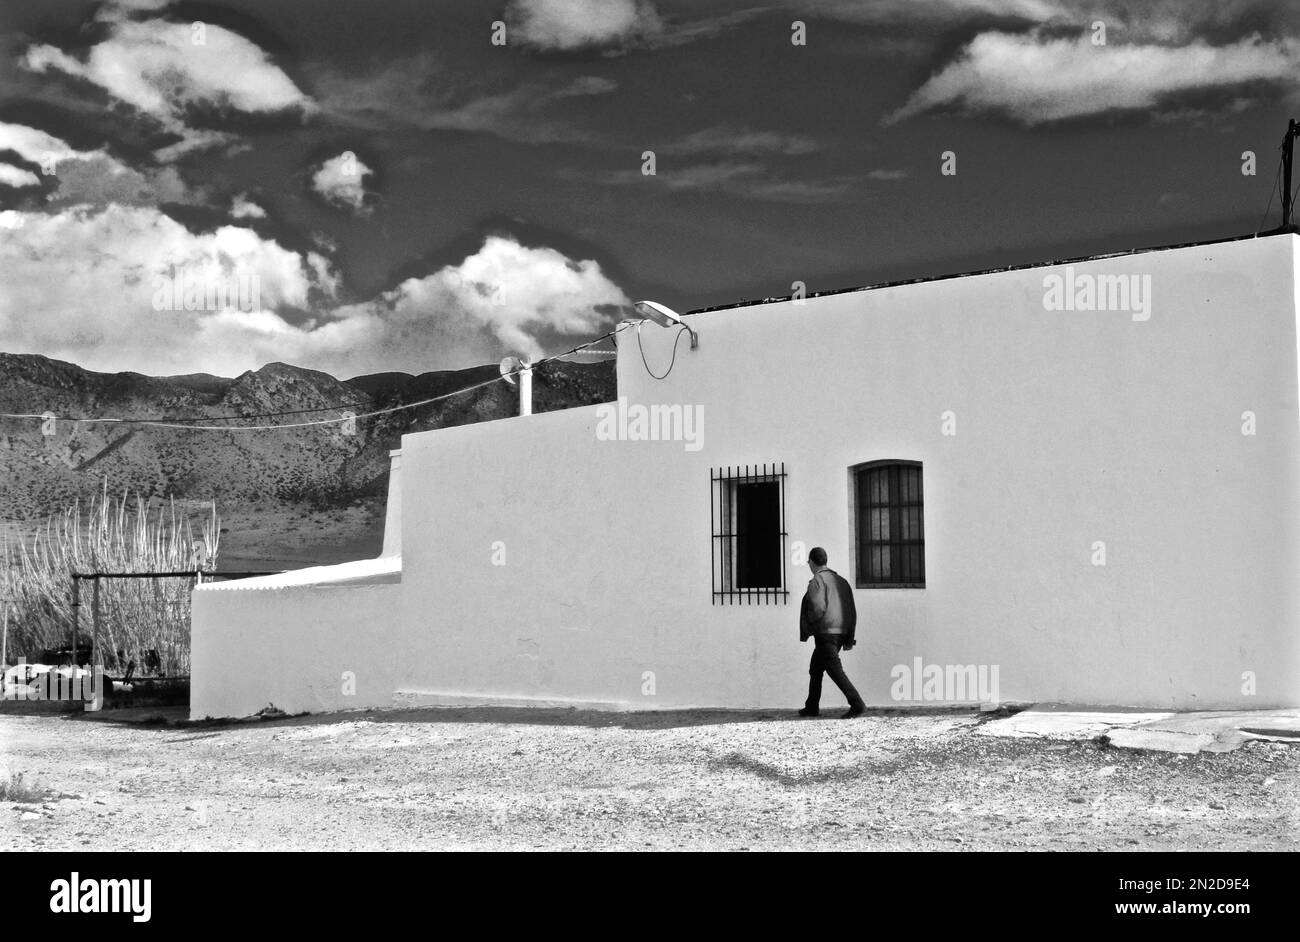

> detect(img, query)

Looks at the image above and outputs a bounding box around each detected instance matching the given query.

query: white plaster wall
[381,450,401,558]
[192,234,1300,717]
[191,582,403,717]
[398,234,1300,711]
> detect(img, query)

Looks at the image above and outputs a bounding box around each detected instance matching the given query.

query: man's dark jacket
[799,567,857,645]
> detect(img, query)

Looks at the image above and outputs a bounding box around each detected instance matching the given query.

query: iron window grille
[853,460,925,588]
[710,463,788,604]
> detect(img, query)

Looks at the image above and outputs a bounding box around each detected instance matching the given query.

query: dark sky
[1,0,1298,377]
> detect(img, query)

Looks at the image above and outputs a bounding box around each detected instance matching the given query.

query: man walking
[798,547,867,719]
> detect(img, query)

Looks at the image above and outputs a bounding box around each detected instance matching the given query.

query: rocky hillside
[0,352,615,522]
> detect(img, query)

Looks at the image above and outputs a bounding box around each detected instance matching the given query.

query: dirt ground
[2,706,1296,851]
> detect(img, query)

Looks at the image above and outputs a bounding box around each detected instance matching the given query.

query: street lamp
[634,300,698,349]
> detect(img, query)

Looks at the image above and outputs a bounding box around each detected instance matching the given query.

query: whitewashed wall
[191,234,1300,717]
[191,582,402,717]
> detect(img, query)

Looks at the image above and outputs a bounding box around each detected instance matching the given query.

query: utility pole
[1283,119,1300,230]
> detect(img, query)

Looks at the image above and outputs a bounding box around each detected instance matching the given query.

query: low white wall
[191,582,403,718]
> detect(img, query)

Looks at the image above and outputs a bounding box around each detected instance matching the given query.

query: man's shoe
[840,704,867,719]
[797,707,820,717]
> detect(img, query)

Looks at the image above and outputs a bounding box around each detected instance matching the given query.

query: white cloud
[0,164,40,188]
[506,0,663,51]
[802,0,1267,33]
[314,54,613,146]
[0,205,338,376]
[311,152,374,213]
[49,156,198,206]
[95,0,172,18]
[310,232,339,254]
[887,31,1300,124]
[0,122,86,165]
[230,194,267,219]
[673,126,820,156]
[569,161,854,202]
[553,76,620,97]
[315,235,629,373]
[804,0,1068,25]
[22,18,310,157]
[502,0,761,52]
[0,209,627,376]
[0,121,201,206]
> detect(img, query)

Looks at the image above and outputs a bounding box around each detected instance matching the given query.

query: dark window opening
[711,464,787,604]
[854,461,925,588]
[735,481,781,589]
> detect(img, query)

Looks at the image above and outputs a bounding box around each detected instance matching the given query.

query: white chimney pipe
[519,359,533,416]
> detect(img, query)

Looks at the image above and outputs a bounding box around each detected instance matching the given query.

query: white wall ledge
[197,555,401,591]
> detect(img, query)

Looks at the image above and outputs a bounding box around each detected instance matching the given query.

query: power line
[121,373,514,431]
[0,324,631,432]
[1255,144,1285,236]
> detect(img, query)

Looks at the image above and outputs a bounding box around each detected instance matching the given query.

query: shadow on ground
[65,703,987,733]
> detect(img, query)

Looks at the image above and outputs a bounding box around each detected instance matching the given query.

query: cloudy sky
[1,0,1298,378]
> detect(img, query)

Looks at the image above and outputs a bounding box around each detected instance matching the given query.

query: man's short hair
[809,546,828,566]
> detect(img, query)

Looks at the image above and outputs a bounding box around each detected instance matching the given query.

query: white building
[191,233,1300,719]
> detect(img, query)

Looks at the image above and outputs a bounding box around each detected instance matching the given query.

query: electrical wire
[0,322,636,432]
[637,320,696,379]
[1255,146,1284,236]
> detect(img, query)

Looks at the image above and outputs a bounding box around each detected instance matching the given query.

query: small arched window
[852,460,925,588]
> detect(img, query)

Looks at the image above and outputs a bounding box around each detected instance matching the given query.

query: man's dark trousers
[805,633,863,711]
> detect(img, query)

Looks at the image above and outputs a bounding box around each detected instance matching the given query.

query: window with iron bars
[853,460,925,588]
[710,463,788,604]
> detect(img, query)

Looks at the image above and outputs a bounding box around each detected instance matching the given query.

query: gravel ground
[2,706,1297,851]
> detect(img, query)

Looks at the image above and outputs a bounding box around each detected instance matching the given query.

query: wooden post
[152,576,159,676]
[70,575,80,667]
[91,576,100,669]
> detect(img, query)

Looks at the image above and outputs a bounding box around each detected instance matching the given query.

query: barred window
[710,463,788,604]
[854,460,925,588]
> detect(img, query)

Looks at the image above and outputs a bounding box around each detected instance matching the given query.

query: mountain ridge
[0,351,615,524]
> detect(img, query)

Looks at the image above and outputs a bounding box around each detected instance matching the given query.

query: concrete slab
[1134,708,1300,735]
[1235,709,1300,739]
[977,709,1174,741]
[978,706,1300,753]
[1105,727,1218,754]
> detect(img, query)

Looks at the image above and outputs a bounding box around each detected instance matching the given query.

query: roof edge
[686,228,1299,318]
